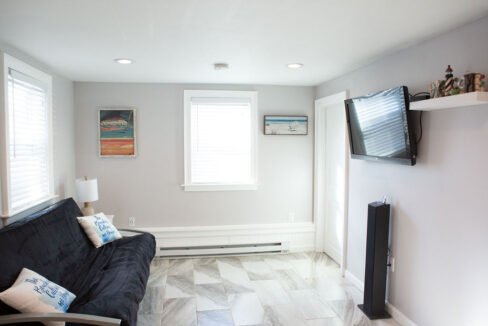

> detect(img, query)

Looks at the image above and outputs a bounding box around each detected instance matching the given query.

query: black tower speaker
[358,201,391,319]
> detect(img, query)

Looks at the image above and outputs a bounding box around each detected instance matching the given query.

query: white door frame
[313,90,350,276]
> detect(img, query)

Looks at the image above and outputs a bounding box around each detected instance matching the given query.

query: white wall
[0,43,76,223]
[316,16,488,326]
[74,83,314,227]
[52,75,76,199]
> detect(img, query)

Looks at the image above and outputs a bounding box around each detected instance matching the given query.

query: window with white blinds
[184,90,257,191]
[1,54,54,217]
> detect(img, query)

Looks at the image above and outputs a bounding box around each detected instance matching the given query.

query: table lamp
[76,177,99,216]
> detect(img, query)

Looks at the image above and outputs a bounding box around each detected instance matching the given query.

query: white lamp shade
[76,178,99,203]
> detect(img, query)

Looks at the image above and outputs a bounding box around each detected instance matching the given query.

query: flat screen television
[344,86,417,166]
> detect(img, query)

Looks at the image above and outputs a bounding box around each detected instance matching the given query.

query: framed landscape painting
[99,108,136,157]
[264,115,308,135]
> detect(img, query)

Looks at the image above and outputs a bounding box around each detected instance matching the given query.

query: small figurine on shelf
[451,75,464,96]
[463,73,486,92]
[430,80,444,98]
[464,73,474,92]
[443,65,460,96]
[445,65,453,79]
[475,74,485,91]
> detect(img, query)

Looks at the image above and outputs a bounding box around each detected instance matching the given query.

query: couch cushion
[68,233,155,326]
[0,198,93,319]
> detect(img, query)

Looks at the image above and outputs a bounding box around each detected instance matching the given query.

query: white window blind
[184,91,257,191]
[5,67,53,214]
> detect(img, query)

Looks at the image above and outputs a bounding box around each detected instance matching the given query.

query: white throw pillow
[0,268,76,326]
[77,212,122,248]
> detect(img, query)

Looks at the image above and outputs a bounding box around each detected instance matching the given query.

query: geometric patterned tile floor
[138,252,400,326]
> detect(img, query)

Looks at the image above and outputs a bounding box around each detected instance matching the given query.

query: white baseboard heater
[156,242,290,258]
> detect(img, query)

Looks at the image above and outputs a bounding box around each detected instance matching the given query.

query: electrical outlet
[281,241,291,251]
[288,212,295,222]
[390,257,395,272]
[128,217,136,227]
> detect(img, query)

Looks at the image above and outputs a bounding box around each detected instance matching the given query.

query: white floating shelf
[410,91,488,111]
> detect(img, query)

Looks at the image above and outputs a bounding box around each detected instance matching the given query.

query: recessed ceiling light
[287,63,304,69]
[114,58,133,65]
[214,62,229,70]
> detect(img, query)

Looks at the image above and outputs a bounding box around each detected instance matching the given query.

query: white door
[314,92,349,270]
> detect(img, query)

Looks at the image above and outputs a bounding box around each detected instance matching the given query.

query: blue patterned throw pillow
[77,212,122,248]
[0,268,76,326]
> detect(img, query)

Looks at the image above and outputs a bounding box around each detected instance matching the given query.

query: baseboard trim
[385,303,417,326]
[138,222,315,253]
[344,270,416,326]
[345,270,364,290]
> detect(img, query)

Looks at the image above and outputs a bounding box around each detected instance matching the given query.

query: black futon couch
[0,198,155,326]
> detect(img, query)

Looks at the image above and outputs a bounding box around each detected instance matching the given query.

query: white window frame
[183,90,258,191]
[0,53,55,218]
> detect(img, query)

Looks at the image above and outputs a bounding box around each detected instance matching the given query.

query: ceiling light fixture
[114,58,133,65]
[214,62,229,70]
[287,63,304,69]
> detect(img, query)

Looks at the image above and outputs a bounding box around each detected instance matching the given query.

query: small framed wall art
[264,115,308,135]
[98,108,136,157]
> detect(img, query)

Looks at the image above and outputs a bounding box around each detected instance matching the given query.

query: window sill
[1,194,59,219]
[181,184,258,192]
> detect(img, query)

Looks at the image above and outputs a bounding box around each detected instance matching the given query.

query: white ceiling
[1,0,487,86]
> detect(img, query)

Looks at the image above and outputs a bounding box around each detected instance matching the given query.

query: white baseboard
[345,270,364,290]
[386,303,417,326]
[138,222,315,253]
[344,270,416,326]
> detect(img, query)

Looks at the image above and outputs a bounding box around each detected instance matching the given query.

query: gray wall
[0,43,76,223]
[74,83,314,227]
[316,16,488,326]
